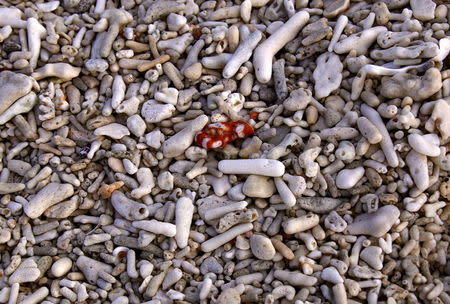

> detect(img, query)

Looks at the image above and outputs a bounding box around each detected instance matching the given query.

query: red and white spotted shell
[195,121,254,149]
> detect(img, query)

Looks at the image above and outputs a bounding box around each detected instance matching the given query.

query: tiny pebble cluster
[0,0,449,304]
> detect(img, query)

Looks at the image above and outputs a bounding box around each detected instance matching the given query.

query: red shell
[249,111,259,120]
[195,121,254,149]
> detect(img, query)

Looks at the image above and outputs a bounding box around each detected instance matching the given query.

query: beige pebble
[51,257,73,277]
[250,234,276,260]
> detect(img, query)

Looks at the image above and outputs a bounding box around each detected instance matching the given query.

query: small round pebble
[51,257,73,277]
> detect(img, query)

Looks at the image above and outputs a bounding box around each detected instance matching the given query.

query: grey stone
[44,198,78,218]
[76,256,113,284]
[0,71,32,115]
[3,40,21,52]
[141,100,176,123]
[63,0,94,13]
[216,288,241,304]
[200,257,224,275]
[296,197,344,214]
[347,205,400,237]
[24,183,74,219]
[411,0,435,21]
